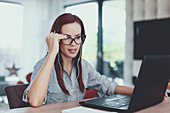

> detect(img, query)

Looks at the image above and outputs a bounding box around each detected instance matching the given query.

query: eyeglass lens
[62,36,83,45]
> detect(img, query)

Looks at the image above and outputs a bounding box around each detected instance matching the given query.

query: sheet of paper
[62,106,116,113]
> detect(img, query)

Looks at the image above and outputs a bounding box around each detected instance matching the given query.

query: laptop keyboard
[103,97,131,108]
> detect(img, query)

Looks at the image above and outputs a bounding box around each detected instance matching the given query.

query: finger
[58,35,67,40]
[53,33,67,39]
[47,32,53,41]
[46,32,54,44]
[50,32,54,36]
[50,32,55,39]
[164,96,167,101]
[53,33,63,36]
[165,92,168,98]
[49,32,54,37]
[163,92,168,101]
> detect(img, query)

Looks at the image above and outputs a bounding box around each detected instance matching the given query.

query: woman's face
[60,22,81,59]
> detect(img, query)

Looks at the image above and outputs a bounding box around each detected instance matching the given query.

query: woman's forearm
[28,52,57,107]
[114,85,134,96]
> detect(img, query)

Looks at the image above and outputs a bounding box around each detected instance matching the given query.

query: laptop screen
[128,55,170,112]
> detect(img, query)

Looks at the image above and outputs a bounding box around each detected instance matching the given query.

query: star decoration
[6,63,20,76]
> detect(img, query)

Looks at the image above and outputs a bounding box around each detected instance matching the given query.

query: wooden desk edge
[1,98,170,113]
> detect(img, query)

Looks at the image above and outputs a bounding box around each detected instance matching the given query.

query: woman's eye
[76,36,81,39]
[67,37,72,39]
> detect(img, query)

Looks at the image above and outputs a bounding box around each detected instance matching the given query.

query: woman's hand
[46,32,67,55]
[114,85,134,96]
[164,92,169,101]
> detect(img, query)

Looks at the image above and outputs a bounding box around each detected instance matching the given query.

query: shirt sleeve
[22,57,47,105]
[84,60,117,95]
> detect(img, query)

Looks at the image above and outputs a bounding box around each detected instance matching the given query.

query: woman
[23,13,134,107]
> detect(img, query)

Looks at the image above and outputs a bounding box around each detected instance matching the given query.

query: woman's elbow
[29,97,42,107]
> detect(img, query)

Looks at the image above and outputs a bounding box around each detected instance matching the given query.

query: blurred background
[0,0,170,110]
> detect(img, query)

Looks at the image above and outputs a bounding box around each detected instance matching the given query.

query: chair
[84,89,98,99]
[4,84,31,109]
[26,72,32,83]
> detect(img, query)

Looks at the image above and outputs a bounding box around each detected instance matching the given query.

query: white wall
[0,0,64,82]
[22,0,64,82]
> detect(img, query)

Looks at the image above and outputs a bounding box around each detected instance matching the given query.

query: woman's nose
[70,40,76,45]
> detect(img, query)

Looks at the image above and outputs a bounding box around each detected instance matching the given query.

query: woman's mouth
[68,49,77,54]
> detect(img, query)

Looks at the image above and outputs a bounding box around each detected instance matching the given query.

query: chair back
[4,84,31,109]
[84,89,98,99]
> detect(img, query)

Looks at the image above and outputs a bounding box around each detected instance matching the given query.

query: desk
[135,97,170,113]
[0,98,170,113]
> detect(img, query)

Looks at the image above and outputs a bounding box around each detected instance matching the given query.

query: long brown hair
[50,13,85,95]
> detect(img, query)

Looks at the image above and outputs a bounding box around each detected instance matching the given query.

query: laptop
[79,55,170,112]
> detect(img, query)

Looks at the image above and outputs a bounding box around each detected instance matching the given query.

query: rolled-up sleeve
[85,61,117,95]
[22,57,47,105]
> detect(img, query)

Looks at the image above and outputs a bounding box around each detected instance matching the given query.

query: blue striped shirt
[23,56,117,105]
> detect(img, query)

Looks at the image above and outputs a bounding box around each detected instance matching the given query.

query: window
[65,0,126,84]
[103,0,125,83]
[0,2,23,48]
[66,2,98,67]
[0,2,23,81]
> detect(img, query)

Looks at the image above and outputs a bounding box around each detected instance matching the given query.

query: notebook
[62,106,116,113]
[79,55,170,112]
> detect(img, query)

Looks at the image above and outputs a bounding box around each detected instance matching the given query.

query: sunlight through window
[0,2,23,49]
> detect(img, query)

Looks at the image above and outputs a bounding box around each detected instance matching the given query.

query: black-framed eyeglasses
[61,35,86,45]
